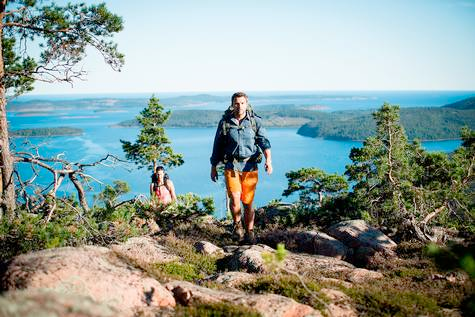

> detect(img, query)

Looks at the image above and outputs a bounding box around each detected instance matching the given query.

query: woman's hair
[155,166,169,180]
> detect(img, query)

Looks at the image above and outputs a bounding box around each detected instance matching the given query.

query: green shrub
[425,242,475,278]
[0,201,148,262]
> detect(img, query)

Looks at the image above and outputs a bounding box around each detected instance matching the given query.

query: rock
[194,241,224,256]
[204,271,256,288]
[224,244,355,275]
[224,244,280,273]
[327,220,397,255]
[321,288,357,317]
[346,268,384,283]
[1,246,175,312]
[111,236,179,267]
[222,245,239,253]
[165,280,319,317]
[0,289,124,317]
[283,253,355,275]
[295,231,351,260]
[146,218,161,234]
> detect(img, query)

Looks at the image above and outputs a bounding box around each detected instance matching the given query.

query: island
[10,127,84,137]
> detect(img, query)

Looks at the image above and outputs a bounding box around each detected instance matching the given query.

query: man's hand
[210,165,218,182]
[265,160,273,175]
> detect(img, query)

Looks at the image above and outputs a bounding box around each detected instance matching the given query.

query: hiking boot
[244,230,256,245]
[232,222,244,242]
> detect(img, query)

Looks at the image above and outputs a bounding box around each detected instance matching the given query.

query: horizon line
[17,89,475,98]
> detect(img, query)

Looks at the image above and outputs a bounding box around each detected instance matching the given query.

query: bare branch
[14,152,127,214]
[4,22,71,34]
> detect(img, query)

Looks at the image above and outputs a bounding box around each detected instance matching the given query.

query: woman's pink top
[155,183,172,204]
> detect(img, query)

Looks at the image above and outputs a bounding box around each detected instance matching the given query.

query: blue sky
[31,0,475,95]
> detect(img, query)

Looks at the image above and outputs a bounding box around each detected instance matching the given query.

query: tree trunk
[0,4,17,220]
[44,174,65,223]
[69,173,89,212]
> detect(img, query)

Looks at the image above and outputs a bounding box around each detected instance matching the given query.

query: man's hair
[231,92,248,105]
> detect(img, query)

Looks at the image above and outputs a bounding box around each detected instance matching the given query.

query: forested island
[115,97,475,140]
[10,127,83,137]
[297,97,475,140]
[114,108,315,129]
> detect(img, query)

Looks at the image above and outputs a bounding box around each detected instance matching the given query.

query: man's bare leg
[243,202,256,244]
[230,192,244,240]
[243,202,254,232]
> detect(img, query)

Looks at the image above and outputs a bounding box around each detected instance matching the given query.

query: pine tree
[283,167,348,207]
[346,103,474,240]
[121,96,184,171]
[345,103,414,227]
[0,1,124,219]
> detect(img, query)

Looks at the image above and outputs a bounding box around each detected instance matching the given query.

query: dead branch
[14,151,127,218]
[112,197,137,210]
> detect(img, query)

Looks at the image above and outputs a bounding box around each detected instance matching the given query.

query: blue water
[8,92,465,218]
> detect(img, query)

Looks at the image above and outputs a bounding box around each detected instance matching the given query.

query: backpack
[221,104,262,163]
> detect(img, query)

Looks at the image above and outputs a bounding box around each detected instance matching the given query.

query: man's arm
[254,117,272,175]
[264,148,273,175]
[210,165,218,182]
[210,119,225,182]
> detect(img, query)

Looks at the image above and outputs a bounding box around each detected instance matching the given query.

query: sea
[8,91,473,218]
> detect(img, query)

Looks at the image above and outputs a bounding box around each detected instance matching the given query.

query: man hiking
[210,91,273,244]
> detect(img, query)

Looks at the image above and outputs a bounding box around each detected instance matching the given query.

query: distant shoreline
[10,127,84,138]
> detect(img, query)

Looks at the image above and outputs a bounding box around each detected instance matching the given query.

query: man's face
[233,96,248,118]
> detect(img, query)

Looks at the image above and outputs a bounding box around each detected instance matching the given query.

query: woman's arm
[166,179,177,201]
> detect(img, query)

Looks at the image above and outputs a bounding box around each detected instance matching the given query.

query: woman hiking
[150,166,177,205]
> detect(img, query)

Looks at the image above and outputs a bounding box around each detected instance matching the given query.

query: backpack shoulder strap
[221,116,230,136]
[247,105,258,134]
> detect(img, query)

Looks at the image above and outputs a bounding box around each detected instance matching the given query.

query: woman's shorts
[224,169,258,205]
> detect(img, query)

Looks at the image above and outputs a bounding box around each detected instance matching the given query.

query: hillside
[443,96,475,110]
[115,109,324,128]
[297,97,475,140]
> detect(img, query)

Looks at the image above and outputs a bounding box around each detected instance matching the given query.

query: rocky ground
[0,216,473,316]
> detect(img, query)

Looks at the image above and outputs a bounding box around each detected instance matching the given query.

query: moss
[145,235,220,282]
[174,302,261,316]
[152,262,204,281]
[345,285,442,316]
[238,274,327,311]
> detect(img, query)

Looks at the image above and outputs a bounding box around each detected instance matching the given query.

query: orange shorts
[224,169,258,205]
